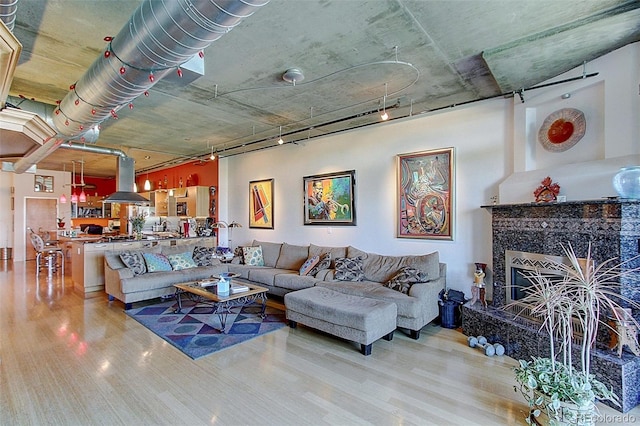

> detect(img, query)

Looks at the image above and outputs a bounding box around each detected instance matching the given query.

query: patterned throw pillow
[308,252,332,276]
[299,255,320,276]
[143,252,172,272]
[119,251,146,275]
[385,266,426,294]
[243,246,264,266]
[167,252,198,270]
[192,246,216,267]
[334,256,364,281]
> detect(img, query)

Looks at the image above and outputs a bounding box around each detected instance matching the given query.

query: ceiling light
[60,193,67,204]
[277,126,284,145]
[381,82,389,121]
[134,182,138,193]
[282,68,304,86]
[79,190,87,203]
[144,176,151,191]
[210,146,216,160]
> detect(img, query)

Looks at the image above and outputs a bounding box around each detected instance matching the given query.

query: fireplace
[505,250,575,305]
[462,199,640,413]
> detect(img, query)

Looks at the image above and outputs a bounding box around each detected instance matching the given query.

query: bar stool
[28,229,65,276]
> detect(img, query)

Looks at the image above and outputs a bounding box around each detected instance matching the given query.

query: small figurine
[534,176,560,203]
[470,263,487,309]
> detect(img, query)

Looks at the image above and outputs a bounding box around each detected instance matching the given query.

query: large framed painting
[249,179,274,229]
[397,147,454,240]
[303,170,356,225]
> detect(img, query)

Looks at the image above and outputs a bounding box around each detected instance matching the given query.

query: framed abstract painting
[303,170,356,225]
[397,147,455,240]
[249,178,274,229]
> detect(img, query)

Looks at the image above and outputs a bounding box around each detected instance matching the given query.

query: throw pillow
[243,246,265,266]
[119,251,146,275]
[334,256,364,281]
[299,255,320,276]
[385,266,426,294]
[143,252,172,272]
[192,246,216,267]
[308,252,331,276]
[167,252,198,270]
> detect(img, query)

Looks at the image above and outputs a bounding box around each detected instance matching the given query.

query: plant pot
[57,222,65,229]
[532,390,596,426]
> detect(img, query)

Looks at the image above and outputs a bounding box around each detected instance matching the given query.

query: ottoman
[284,286,397,355]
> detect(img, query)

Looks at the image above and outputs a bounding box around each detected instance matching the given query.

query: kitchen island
[70,236,216,297]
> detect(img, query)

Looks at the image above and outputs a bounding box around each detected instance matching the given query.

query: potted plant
[57,217,65,228]
[128,214,147,239]
[509,243,640,425]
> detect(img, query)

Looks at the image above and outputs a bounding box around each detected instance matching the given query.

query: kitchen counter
[70,236,217,297]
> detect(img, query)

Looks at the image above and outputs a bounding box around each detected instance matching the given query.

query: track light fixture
[277,126,284,145]
[381,82,389,121]
[210,146,216,160]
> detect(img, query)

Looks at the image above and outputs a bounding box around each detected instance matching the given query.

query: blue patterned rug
[125,299,286,360]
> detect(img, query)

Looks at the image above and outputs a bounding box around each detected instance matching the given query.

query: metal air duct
[13,0,269,174]
[0,0,18,31]
[53,0,269,140]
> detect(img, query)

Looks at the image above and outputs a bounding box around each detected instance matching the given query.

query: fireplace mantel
[462,198,640,412]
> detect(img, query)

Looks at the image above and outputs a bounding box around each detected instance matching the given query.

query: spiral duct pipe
[0,0,18,31]
[52,0,269,139]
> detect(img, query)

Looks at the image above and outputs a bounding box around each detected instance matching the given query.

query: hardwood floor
[1,260,638,425]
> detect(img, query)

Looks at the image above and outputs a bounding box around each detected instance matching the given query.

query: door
[25,198,58,261]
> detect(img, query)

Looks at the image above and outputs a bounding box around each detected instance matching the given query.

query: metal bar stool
[28,228,65,276]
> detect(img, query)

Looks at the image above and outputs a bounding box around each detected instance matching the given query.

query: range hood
[103,156,149,204]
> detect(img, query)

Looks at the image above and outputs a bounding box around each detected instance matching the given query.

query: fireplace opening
[505,250,574,306]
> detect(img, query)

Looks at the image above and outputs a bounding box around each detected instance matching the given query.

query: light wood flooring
[1,260,638,425]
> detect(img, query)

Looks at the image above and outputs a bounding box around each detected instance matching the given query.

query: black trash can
[438,289,466,329]
[439,300,459,329]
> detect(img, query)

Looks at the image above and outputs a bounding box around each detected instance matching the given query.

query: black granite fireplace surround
[462,200,640,412]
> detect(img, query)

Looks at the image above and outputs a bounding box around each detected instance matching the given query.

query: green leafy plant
[509,243,640,425]
[128,214,147,234]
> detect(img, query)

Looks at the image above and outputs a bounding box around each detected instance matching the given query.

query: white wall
[220,42,639,298]
[1,168,71,261]
[504,43,640,203]
[221,99,509,298]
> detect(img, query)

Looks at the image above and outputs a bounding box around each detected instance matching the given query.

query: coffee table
[173,278,268,333]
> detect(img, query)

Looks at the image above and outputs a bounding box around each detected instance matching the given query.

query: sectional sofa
[104,239,446,339]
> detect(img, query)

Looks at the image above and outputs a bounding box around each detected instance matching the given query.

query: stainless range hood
[103,156,149,204]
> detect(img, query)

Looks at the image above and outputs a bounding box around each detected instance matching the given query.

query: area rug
[125,299,287,360]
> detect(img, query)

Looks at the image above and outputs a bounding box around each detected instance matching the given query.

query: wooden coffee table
[173,278,268,333]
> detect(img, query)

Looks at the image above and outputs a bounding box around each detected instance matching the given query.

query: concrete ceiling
[4,0,640,177]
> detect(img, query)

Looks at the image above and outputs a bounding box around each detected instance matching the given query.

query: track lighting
[381,82,389,121]
[277,126,284,145]
[210,146,216,160]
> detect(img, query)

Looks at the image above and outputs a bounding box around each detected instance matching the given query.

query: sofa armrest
[104,258,134,301]
[408,263,446,299]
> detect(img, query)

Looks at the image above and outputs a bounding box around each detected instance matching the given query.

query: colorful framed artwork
[249,179,274,229]
[303,170,356,225]
[397,147,454,240]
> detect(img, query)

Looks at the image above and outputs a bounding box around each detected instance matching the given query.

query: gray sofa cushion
[317,280,421,318]
[309,244,347,268]
[276,243,309,270]
[347,246,440,283]
[252,240,282,267]
[274,273,319,291]
[247,267,292,286]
